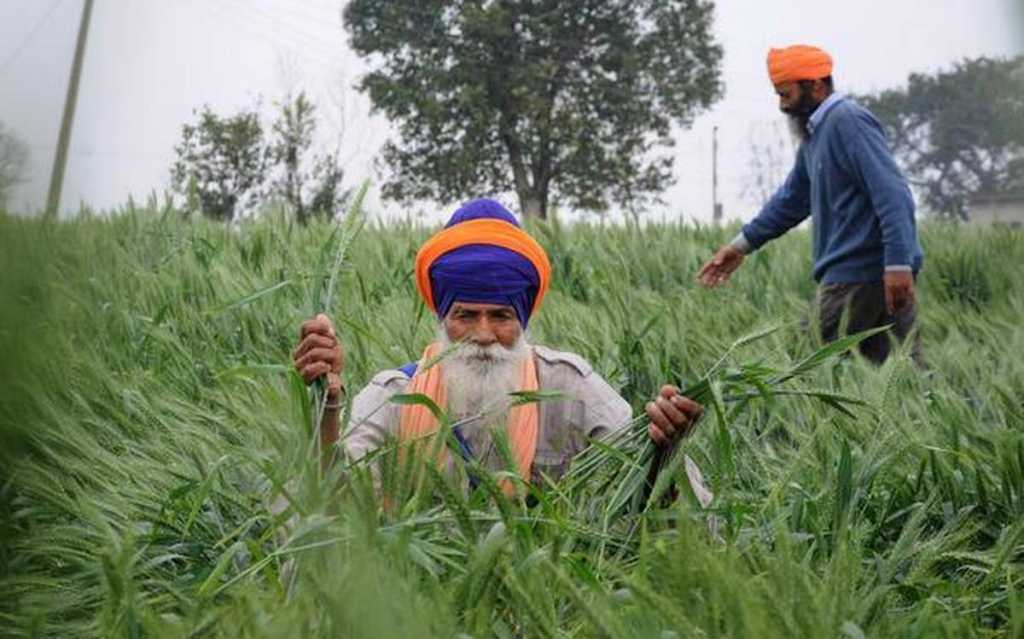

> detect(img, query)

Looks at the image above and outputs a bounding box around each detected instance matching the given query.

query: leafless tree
[739,119,794,209]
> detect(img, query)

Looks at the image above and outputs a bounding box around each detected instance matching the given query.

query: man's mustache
[457,342,513,361]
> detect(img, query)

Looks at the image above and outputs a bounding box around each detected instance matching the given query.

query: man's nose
[470,318,498,345]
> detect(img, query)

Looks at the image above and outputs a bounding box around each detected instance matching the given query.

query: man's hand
[646,385,704,447]
[697,245,745,288]
[292,313,345,400]
[883,270,915,315]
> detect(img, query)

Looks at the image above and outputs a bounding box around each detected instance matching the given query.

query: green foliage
[171,95,347,224]
[268,93,350,226]
[860,55,1024,220]
[171,105,269,221]
[2,208,1024,637]
[343,0,723,218]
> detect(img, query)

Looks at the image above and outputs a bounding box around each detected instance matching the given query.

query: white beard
[438,326,530,424]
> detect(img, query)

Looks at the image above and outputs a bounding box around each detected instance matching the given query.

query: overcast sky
[1,0,1022,224]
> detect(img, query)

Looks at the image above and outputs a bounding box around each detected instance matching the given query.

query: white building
[968,192,1024,227]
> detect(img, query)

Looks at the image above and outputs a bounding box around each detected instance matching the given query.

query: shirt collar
[807,92,844,135]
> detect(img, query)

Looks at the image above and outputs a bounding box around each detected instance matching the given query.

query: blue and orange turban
[414,199,551,327]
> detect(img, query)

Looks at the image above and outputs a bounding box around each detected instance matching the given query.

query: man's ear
[813,78,831,100]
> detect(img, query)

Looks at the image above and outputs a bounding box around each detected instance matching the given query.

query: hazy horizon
[1,0,1022,224]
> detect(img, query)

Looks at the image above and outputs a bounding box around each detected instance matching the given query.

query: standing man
[698,45,924,365]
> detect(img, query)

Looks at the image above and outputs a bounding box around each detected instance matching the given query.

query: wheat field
[1,203,1023,637]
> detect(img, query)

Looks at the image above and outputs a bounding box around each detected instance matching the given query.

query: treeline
[168,2,1023,224]
[859,55,1024,220]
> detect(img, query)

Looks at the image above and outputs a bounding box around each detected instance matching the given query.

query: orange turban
[767,45,833,85]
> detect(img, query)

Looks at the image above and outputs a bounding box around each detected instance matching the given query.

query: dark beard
[786,112,812,141]
[783,85,822,141]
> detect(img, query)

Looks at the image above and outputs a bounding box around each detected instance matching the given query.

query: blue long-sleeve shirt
[737,94,923,283]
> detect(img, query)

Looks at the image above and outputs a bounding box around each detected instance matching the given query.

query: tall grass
[1,205,1023,637]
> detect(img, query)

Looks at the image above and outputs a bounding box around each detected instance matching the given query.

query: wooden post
[712,125,722,224]
[46,0,94,216]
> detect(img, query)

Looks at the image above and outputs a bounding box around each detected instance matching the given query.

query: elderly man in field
[292,198,706,494]
[699,45,924,365]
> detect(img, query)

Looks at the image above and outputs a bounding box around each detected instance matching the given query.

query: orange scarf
[398,342,539,495]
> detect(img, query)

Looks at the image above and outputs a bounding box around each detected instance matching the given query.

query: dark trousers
[817,281,923,366]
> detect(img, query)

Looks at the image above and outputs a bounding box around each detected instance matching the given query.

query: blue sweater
[741,96,923,283]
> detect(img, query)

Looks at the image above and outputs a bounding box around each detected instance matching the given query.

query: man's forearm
[318,405,341,468]
[738,154,812,251]
[320,407,340,447]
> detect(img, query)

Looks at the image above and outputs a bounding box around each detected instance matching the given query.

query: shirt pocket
[530,450,569,485]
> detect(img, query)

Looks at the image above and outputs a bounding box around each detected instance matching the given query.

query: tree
[171,97,348,224]
[0,122,28,210]
[859,56,1024,220]
[267,92,348,225]
[171,106,268,221]
[343,0,722,219]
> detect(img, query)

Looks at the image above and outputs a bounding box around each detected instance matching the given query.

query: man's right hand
[293,313,345,400]
[697,245,745,288]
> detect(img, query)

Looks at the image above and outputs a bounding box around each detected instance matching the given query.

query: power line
[216,0,346,60]
[263,0,344,31]
[201,1,343,69]
[267,0,344,25]
[0,0,65,75]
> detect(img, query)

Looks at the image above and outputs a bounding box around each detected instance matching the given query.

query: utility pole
[46,0,94,216]
[712,125,722,224]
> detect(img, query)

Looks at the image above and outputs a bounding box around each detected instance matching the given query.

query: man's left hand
[883,270,915,315]
[646,385,703,447]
